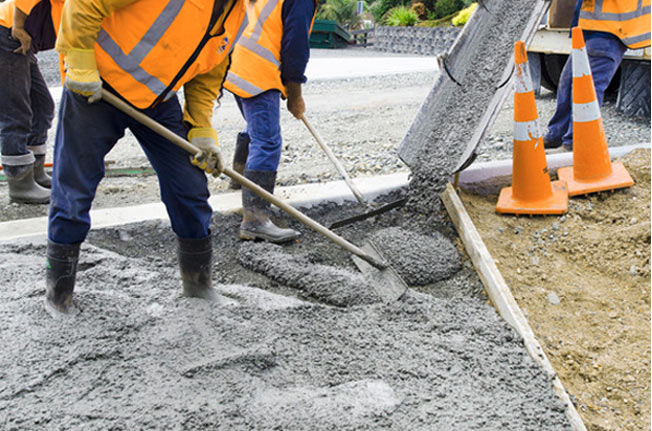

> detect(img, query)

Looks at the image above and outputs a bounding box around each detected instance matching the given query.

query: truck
[526,0,651,118]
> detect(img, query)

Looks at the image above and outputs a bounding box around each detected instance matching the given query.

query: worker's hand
[11,27,31,55]
[189,128,224,177]
[285,82,305,119]
[64,49,102,103]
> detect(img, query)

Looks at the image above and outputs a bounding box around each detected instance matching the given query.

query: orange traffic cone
[496,41,568,215]
[557,28,634,196]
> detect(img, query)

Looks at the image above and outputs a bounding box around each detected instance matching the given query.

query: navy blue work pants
[545,33,627,148]
[0,25,54,166]
[48,89,212,244]
[234,90,282,172]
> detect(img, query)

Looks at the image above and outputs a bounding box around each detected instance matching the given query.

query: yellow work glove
[188,128,224,177]
[64,48,102,103]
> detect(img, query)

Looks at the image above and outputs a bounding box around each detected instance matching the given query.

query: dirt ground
[460,149,651,431]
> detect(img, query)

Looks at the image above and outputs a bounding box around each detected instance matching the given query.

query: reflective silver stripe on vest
[230,14,249,52]
[250,0,280,42]
[238,37,280,66]
[622,31,651,46]
[580,0,650,21]
[97,0,186,96]
[226,71,264,95]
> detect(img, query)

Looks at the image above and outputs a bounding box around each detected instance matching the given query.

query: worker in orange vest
[0,0,64,204]
[224,0,317,243]
[45,0,247,316]
[544,0,651,151]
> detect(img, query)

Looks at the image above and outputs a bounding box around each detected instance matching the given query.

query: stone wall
[374,26,460,56]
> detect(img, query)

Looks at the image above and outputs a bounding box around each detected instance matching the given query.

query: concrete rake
[101,89,408,302]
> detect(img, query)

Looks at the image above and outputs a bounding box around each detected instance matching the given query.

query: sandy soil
[460,149,651,431]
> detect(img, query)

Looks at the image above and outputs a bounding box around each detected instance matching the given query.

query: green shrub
[318,0,363,29]
[370,0,406,22]
[432,0,464,19]
[385,5,419,26]
[451,2,476,26]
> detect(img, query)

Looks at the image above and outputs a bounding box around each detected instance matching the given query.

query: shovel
[101,89,407,302]
[300,114,406,229]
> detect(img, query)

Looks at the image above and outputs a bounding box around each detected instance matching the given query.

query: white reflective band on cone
[514,119,542,142]
[514,63,534,94]
[573,101,602,122]
[572,47,592,78]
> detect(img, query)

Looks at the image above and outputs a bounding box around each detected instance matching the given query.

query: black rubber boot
[239,170,301,243]
[5,164,50,204]
[228,132,250,190]
[33,155,52,188]
[45,240,81,316]
[177,235,219,300]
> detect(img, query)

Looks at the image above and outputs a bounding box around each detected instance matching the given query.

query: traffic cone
[496,41,568,215]
[557,27,634,196]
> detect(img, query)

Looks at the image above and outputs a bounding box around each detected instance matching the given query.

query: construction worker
[544,0,651,151]
[0,0,64,204]
[45,0,247,315]
[224,0,316,243]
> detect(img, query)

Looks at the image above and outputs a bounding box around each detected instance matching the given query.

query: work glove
[285,82,305,119]
[189,128,224,177]
[64,48,102,103]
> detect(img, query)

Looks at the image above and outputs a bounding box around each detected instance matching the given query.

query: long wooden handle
[300,114,366,205]
[101,89,386,269]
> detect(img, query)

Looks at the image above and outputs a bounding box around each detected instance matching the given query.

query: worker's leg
[238,90,300,243]
[560,35,627,149]
[544,55,572,148]
[127,95,212,240]
[48,89,128,244]
[228,95,251,190]
[28,58,55,188]
[0,26,50,203]
[127,95,217,300]
[46,88,128,315]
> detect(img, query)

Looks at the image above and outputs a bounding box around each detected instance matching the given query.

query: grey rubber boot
[228,132,250,190]
[33,155,51,188]
[177,235,220,300]
[45,240,81,316]
[239,170,301,243]
[5,164,50,204]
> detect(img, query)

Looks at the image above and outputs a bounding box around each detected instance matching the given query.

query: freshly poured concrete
[0,199,573,429]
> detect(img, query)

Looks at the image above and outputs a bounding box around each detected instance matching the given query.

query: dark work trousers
[545,33,627,149]
[234,90,282,172]
[48,88,212,244]
[0,25,54,167]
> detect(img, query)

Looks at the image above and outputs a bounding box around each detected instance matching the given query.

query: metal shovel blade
[351,241,408,302]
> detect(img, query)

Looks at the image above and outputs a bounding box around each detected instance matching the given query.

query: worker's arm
[11,5,31,55]
[56,0,139,102]
[280,0,315,118]
[182,56,231,176]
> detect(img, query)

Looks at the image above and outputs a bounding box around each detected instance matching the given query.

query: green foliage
[318,0,363,29]
[369,0,405,22]
[432,0,465,19]
[384,5,419,26]
[451,2,476,26]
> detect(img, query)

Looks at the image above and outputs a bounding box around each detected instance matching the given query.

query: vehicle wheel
[540,54,567,92]
[616,60,651,118]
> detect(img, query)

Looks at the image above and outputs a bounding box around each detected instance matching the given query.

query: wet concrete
[407,0,539,214]
[237,242,380,307]
[369,227,462,285]
[0,197,572,429]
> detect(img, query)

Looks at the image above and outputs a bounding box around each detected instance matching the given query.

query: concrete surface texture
[407,0,540,213]
[0,198,573,429]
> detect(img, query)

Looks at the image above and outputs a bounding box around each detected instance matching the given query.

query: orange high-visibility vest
[95,0,247,109]
[0,0,63,35]
[224,0,316,98]
[579,0,651,49]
